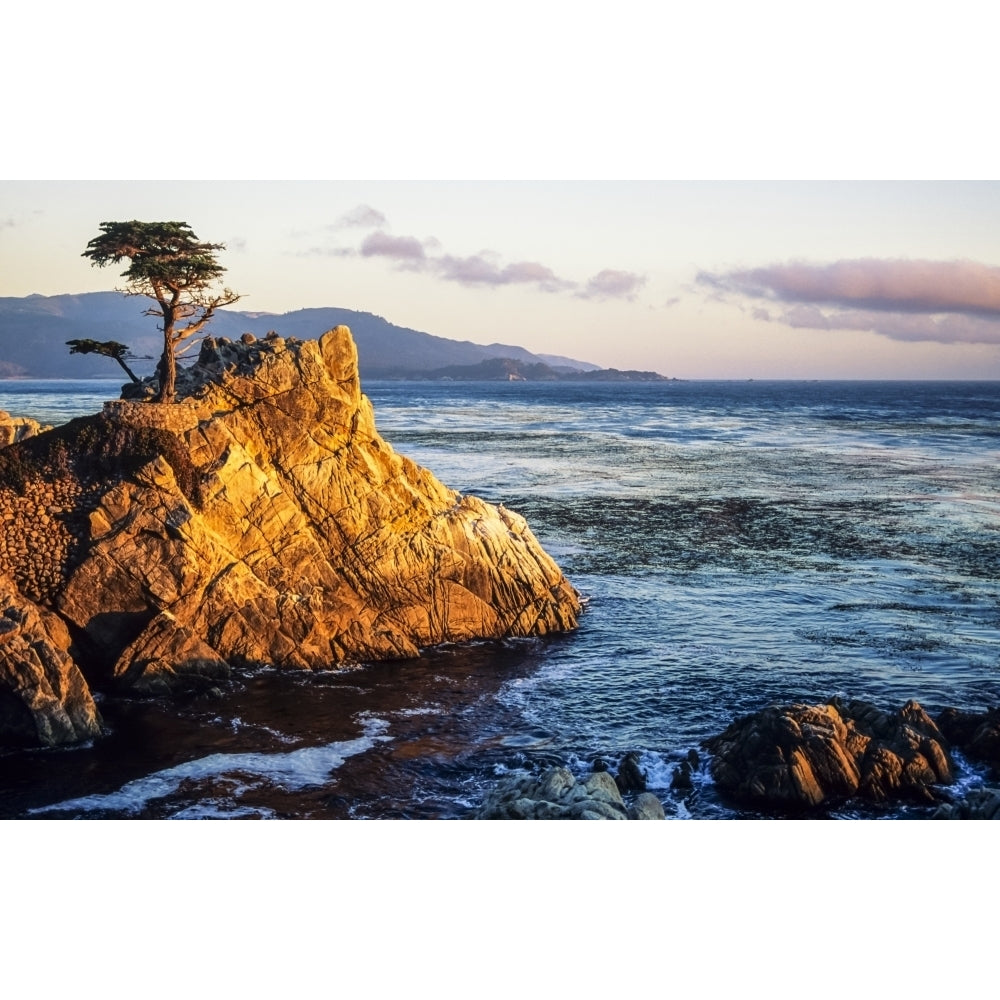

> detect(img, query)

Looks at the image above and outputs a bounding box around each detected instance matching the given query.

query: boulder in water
[475,765,666,819]
[705,698,954,810]
[933,787,1000,820]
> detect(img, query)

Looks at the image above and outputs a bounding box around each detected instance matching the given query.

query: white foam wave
[31,718,391,817]
[169,802,278,820]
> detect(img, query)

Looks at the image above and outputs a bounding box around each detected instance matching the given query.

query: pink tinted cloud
[700,258,1000,345]
[360,230,428,263]
[702,258,1000,317]
[434,254,572,291]
[349,216,640,301]
[578,269,647,301]
[435,253,502,284]
[782,304,831,329]
[783,306,1000,345]
[499,260,565,287]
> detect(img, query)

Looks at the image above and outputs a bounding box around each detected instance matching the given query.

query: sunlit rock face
[0,410,49,447]
[0,574,102,747]
[0,327,579,714]
[705,698,954,810]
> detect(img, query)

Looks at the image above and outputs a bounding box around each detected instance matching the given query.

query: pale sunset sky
[4,6,997,381]
[4,180,999,379]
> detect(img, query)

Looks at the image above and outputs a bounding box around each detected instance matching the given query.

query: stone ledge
[103,400,203,433]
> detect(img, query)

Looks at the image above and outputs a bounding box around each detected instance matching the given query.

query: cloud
[333,204,387,230]
[699,258,1000,345]
[782,305,1000,345]
[577,269,647,301]
[433,253,572,292]
[701,258,1000,317]
[497,260,564,286]
[329,211,642,302]
[435,252,500,284]
[0,209,43,235]
[782,304,831,329]
[360,230,428,264]
[299,246,354,257]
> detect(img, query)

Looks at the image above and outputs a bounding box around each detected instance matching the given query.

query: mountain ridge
[0,292,610,380]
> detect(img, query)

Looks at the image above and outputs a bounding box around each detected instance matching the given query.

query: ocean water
[2,378,999,819]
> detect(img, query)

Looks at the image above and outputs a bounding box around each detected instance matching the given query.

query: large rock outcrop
[705,698,954,810]
[0,327,580,727]
[0,574,102,746]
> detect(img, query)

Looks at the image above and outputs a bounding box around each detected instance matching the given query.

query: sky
[4,5,999,380]
[3,180,1000,378]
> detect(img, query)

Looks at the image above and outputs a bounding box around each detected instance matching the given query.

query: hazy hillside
[423,357,670,381]
[0,292,601,379]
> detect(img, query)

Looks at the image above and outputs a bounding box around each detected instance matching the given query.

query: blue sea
[2,377,999,819]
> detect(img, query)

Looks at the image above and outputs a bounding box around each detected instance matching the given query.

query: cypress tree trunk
[154,326,176,403]
[115,357,141,384]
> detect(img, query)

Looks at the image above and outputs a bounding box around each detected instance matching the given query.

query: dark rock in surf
[705,698,953,810]
[615,750,647,793]
[933,786,1000,820]
[671,760,694,792]
[935,707,1000,777]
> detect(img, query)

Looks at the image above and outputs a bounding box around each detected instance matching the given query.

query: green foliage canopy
[82,221,240,402]
[66,338,142,383]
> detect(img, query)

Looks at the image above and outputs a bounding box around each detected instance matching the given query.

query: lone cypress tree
[82,221,241,402]
[66,339,143,383]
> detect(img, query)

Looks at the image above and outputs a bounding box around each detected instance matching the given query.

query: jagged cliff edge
[0,326,580,747]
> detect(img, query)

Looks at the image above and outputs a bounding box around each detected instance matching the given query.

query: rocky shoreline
[1,327,579,749]
[472,699,1000,819]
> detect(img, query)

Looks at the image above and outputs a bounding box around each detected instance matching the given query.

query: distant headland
[0,292,672,382]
